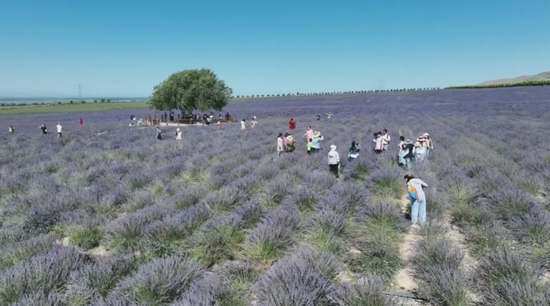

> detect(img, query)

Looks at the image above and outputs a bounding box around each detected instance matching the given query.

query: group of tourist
[372,129,391,153]
[240,116,258,130]
[8,118,84,138]
[397,133,433,169]
[34,122,64,138]
[8,112,430,227]
[277,132,297,156]
[276,124,431,225]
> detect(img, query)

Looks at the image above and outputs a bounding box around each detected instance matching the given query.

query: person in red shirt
[289,118,296,130]
[79,118,83,126]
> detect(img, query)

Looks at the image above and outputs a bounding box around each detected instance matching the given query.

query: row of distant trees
[0,99,113,107]
[233,87,441,99]
[447,80,550,89]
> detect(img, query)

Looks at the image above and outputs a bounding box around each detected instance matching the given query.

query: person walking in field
[381,129,391,151]
[241,119,246,130]
[40,124,48,134]
[317,114,321,121]
[311,131,324,153]
[283,133,289,151]
[328,145,340,178]
[307,138,313,154]
[423,133,433,157]
[326,112,333,120]
[304,126,314,143]
[251,116,257,128]
[79,118,83,126]
[348,141,361,162]
[56,122,63,138]
[175,128,182,141]
[156,127,163,140]
[277,133,284,157]
[398,136,406,166]
[287,134,296,152]
[415,136,427,162]
[405,175,428,225]
[285,134,296,152]
[217,120,221,130]
[8,125,14,133]
[289,118,296,130]
[402,139,415,169]
[373,132,387,154]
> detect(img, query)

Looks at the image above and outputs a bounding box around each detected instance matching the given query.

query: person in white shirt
[415,137,427,162]
[423,133,433,157]
[328,145,340,178]
[56,122,63,138]
[405,175,429,225]
[373,132,387,154]
[382,129,391,151]
[241,119,246,130]
[277,133,284,157]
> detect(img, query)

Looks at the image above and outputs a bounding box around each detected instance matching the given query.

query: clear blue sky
[1,0,549,97]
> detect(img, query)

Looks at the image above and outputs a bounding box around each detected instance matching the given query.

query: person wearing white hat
[415,136,427,162]
[175,128,182,141]
[328,145,340,178]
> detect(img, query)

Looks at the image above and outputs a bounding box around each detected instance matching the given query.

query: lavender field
[1,87,550,306]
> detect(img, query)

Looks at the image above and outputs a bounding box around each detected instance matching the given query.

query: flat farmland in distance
[1,87,550,305]
[0,101,150,115]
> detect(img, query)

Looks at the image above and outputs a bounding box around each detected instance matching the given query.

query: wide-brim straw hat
[313,131,321,137]
[330,145,337,150]
[423,133,430,137]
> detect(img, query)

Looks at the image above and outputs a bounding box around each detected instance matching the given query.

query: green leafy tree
[149,69,232,112]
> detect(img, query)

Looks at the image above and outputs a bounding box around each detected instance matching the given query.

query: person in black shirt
[156,127,163,140]
[40,124,48,134]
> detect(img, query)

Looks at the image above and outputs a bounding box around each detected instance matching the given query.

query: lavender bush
[2,87,550,303]
[110,256,203,305]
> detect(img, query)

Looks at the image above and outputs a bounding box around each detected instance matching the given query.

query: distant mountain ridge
[479,71,550,85]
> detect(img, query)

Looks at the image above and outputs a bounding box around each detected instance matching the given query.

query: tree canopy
[150,69,232,112]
